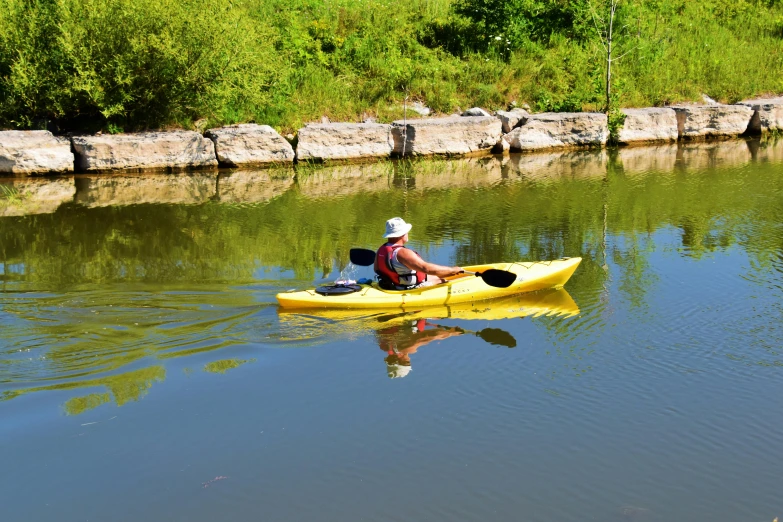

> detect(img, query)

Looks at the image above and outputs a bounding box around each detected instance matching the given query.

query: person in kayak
[375,217,463,290]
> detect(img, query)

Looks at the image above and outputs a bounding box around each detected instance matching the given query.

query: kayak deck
[276,257,581,309]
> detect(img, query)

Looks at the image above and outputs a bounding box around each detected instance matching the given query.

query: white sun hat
[384,217,413,238]
[386,362,412,379]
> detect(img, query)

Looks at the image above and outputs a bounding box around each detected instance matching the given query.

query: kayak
[278,287,579,325]
[276,257,581,309]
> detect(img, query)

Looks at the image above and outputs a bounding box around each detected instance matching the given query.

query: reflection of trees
[203,358,255,374]
[62,366,166,415]
[1,143,781,291]
[1,366,167,416]
[3,141,783,404]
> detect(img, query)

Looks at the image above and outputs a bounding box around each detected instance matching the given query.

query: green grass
[0,0,781,133]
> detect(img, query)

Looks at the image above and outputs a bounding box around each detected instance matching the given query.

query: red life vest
[374,244,427,289]
[377,319,428,354]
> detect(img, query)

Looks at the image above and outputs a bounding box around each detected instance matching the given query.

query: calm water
[1,140,782,522]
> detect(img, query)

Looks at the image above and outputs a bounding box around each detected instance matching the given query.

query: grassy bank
[1,0,782,133]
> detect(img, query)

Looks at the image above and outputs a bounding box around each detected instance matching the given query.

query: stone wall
[1,97,781,176]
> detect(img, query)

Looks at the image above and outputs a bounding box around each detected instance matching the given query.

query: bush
[0,0,781,132]
[0,0,281,131]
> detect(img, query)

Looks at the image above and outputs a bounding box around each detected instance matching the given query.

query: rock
[737,97,783,133]
[391,116,502,156]
[205,124,295,167]
[71,131,218,172]
[617,108,678,144]
[74,173,216,207]
[496,108,529,133]
[0,130,74,175]
[496,137,511,154]
[216,169,294,203]
[702,94,719,105]
[462,107,491,117]
[0,176,75,216]
[295,123,393,162]
[410,101,431,116]
[671,104,754,139]
[503,112,608,152]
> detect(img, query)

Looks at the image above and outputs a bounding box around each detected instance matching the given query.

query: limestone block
[0,177,75,216]
[71,131,218,172]
[496,108,529,133]
[296,123,393,161]
[0,130,74,175]
[216,169,294,203]
[205,124,294,167]
[737,97,783,133]
[503,113,608,152]
[672,105,754,139]
[391,116,502,156]
[618,108,678,144]
[74,173,216,207]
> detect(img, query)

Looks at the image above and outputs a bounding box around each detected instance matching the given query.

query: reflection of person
[375,217,463,290]
[376,318,464,378]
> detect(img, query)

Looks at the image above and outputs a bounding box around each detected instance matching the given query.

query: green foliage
[0,0,280,130]
[0,0,781,131]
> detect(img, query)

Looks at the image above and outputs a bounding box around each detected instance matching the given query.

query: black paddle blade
[478,269,517,288]
[476,328,517,348]
[350,248,376,266]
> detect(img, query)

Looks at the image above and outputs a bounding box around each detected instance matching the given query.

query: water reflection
[2,137,783,411]
[376,320,466,378]
[74,172,216,207]
[2,139,783,522]
[279,289,578,379]
[0,176,75,216]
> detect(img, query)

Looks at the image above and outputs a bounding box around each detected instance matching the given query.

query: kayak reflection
[377,319,517,378]
[277,288,580,378]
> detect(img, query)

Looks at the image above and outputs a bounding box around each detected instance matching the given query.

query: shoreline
[2,138,780,217]
[0,99,781,177]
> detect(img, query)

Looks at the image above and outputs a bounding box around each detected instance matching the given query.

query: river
[1,139,782,521]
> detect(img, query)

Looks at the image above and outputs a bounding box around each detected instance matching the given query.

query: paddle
[350,248,377,266]
[349,248,517,289]
[465,326,517,348]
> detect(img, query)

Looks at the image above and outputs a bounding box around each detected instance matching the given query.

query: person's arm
[396,248,462,278]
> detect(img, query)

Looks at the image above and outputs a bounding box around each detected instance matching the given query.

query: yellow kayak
[276,257,581,309]
[278,286,579,324]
